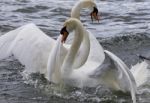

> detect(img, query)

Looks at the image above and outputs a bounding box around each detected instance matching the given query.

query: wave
[99,33,150,44]
[13,5,49,13]
[99,33,150,66]
[22,72,132,103]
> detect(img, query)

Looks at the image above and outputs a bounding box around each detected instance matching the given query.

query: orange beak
[60,26,69,43]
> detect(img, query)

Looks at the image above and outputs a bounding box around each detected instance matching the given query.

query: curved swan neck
[71,0,96,19]
[70,0,95,68]
[73,29,90,68]
[61,21,84,75]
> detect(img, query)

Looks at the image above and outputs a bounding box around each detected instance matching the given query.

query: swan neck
[73,30,90,68]
[62,23,84,74]
[71,1,82,19]
[70,27,83,58]
[71,0,96,19]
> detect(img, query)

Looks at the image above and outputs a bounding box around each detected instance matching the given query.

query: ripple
[14,5,49,13]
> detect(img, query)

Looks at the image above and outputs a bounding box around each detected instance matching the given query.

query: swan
[59,18,150,103]
[59,18,135,103]
[0,0,103,82]
[48,0,104,82]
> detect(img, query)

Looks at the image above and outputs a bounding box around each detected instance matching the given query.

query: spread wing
[89,50,137,103]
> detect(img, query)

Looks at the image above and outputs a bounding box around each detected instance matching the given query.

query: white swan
[58,18,135,103]
[59,18,150,103]
[0,0,104,82]
[48,0,104,82]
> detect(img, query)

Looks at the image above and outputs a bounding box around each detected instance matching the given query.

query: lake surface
[0,0,150,103]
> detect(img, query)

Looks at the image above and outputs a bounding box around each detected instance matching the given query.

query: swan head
[71,0,100,22]
[60,18,82,43]
[90,6,100,22]
[60,26,69,43]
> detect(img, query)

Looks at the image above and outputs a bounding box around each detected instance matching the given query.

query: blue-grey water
[0,0,150,103]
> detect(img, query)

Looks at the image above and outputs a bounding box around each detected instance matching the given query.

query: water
[0,0,150,103]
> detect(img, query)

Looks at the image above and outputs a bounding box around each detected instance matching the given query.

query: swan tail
[131,60,150,87]
[104,50,137,103]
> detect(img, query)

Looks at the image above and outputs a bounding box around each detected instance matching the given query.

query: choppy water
[0,0,150,103]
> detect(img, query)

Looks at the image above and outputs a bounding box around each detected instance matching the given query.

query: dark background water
[0,0,150,103]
